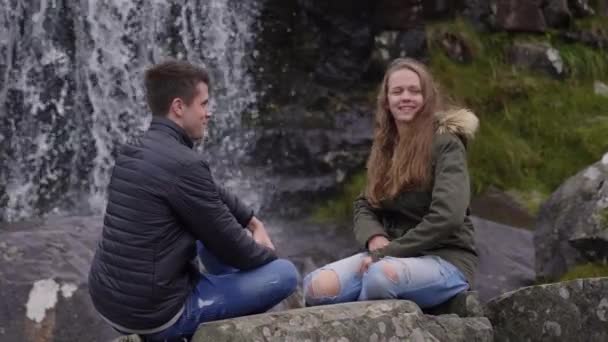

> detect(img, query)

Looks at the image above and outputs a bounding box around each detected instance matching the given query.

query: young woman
[303,58,479,308]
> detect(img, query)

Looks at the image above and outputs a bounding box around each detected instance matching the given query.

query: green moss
[598,208,608,229]
[557,42,608,80]
[506,189,548,216]
[559,263,608,282]
[312,172,366,223]
[572,14,608,32]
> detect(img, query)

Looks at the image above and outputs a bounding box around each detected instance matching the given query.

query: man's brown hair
[144,60,210,117]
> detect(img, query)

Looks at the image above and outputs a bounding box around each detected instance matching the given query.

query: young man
[88,60,298,341]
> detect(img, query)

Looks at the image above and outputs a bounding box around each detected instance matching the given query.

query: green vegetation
[312,172,365,223]
[313,17,608,224]
[598,208,608,229]
[559,263,608,282]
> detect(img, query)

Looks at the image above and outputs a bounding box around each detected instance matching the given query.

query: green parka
[353,109,479,286]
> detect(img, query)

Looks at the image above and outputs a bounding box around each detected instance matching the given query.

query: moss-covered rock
[487,277,608,342]
[535,153,608,281]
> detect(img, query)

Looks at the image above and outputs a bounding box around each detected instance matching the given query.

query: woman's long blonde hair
[365,58,443,206]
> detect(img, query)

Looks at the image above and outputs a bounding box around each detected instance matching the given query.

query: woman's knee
[363,261,399,299]
[303,269,341,302]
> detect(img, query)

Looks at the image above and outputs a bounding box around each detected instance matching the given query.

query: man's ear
[170,98,184,118]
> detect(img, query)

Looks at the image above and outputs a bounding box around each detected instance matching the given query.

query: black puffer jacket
[88,117,276,330]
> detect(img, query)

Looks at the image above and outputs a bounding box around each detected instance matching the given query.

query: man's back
[88,61,289,339]
[89,118,203,330]
[89,117,277,331]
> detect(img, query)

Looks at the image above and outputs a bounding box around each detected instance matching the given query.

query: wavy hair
[365,58,443,206]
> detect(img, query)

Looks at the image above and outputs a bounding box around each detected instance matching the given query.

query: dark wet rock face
[495,0,547,32]
[543,0,573,28]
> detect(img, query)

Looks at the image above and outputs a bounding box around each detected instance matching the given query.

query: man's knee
[305,269,340,300]
[273,259,299,292]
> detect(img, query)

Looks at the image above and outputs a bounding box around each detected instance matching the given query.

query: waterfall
[0,0,260,222]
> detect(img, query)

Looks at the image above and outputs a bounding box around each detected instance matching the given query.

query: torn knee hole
[380,262,399,283]
[309,270,340,298]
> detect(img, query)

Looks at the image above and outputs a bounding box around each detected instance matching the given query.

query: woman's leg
[144,258,298,341]
[303,253,368,306]
[359,255,469,308]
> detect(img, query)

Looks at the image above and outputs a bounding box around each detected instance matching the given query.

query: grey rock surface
[193,300,494,342]
[535,153,608,280]
[487,277,608,342]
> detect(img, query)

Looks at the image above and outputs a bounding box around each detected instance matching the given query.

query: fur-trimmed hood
[435,108,479,142]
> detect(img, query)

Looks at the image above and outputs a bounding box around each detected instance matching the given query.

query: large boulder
[473,217,536,302]
[506,41,565,78]
[495,0,547,32]
[535,153,608,280]
[192,300,494,341]
[0,215,119,342]
[486,277,608,342]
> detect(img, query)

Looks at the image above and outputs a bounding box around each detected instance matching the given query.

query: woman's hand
[368,235,390,252]
[359,256,374,274]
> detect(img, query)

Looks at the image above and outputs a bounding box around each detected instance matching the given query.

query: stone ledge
[191,300,493,341]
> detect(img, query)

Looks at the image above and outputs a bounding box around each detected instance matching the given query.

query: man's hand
[359,256,374,274]
[247,216,276,251]
[368,235,390,252]
[247,216,263,232]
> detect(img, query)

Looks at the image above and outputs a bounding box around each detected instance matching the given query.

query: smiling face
[180,82,210,140]
[386,68,424,123]
[169,82,210,140]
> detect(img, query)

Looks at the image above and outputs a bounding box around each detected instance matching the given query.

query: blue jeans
[144,242,299,341]
[303,253,468,308]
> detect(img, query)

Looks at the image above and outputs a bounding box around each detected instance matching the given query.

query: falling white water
[0,0,261,221]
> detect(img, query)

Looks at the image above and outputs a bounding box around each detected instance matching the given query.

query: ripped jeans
[143,242,299,342]
[303,253,468,308]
